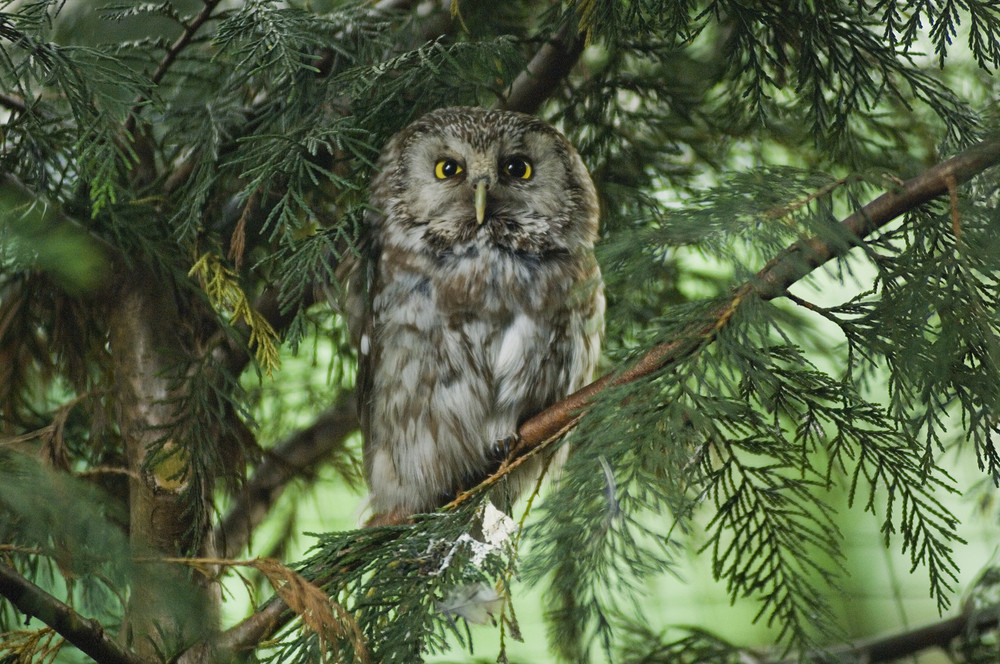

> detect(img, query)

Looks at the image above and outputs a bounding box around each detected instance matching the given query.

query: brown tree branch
[179,597,289,664]
[773,602,999,663]
[498,20,585,115]
[519,138,1000,445]
[844,610,982,663]
[450,137,1000,506]
[0,562,149,664]
[212,395,358,559]
[0,92,27,113]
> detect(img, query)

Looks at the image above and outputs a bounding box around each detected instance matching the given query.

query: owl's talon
[492,435,519,462]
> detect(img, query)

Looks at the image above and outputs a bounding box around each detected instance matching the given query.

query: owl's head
[371,107,598,255]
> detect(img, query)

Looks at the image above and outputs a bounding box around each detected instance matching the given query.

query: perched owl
[347,106,604,524]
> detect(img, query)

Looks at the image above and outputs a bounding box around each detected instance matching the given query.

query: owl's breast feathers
[377,236,599,319]
[371,235,604,421]
[361,237,602,512]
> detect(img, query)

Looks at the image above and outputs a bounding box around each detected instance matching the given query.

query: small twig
[124,0,224,135]
[0,543,43,555]
[782,291,823,313]
[0,562,149,664]
[763,176,851,222]
[75,466,139,480]
[0,425,55,447]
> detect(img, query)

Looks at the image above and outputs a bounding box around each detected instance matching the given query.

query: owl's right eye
[434,159,463,180]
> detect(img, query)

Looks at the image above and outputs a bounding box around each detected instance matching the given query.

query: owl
[347,106,604,525]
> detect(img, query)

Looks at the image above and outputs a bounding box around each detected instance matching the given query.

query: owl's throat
[422,217,559,259]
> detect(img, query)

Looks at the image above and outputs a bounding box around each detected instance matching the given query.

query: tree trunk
[109,267,219,660]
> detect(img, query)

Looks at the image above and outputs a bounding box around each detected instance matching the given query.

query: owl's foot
[491,434,520,464]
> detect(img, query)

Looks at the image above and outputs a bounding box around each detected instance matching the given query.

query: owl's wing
[342,214,381,445]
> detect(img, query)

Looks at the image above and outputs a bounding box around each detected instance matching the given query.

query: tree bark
[108,267,218,659]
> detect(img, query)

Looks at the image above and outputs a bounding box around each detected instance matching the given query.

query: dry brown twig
[160,556,370,664]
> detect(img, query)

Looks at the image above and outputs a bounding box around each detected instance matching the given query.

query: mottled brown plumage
[347,107,604,523]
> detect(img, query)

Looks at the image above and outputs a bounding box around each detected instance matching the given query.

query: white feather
[494,314,534,381]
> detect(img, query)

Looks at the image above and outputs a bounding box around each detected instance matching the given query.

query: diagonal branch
[774,601,999,663]
[0,562,149,664]
[838,610,988,663]
[213,395,358,559]
[182,596,288,664]
[498,20,585,115]
[0,173,121,261]
[452,137,1000,505]
[0,92,27,113]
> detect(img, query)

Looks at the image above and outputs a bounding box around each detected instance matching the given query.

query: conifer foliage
[2,1,1000,662]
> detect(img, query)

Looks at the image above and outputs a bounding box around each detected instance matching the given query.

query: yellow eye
[434,159,463,179]
[503,156,532,180]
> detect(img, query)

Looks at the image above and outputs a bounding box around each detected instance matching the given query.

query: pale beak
[474,179,488,225]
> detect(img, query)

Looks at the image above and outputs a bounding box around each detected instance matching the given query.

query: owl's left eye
[434,159,463,179]
[502,156,533,180]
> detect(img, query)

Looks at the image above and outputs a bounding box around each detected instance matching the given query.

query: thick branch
[498,21,585,115]
[213,395,358,559]
[0,562,148,664]
[845,611,977,663]
[475,137,1000,492]
[0,92,27,113]
[750,139,1000,298]
[186,597,289,664]
[775,602,999,663]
